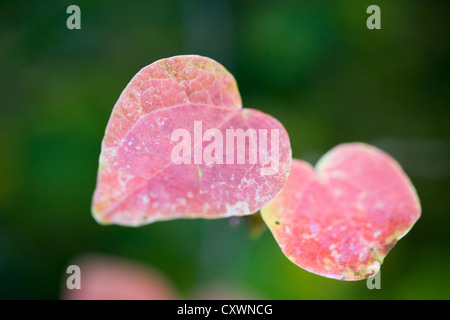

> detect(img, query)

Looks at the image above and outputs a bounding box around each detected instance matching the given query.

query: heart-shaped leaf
[92,55,291,226]
[261,143,421,280]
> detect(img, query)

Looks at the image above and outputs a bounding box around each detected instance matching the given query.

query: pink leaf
[261,143,421,280]
[62,255,178,300]
[92,55,291,226]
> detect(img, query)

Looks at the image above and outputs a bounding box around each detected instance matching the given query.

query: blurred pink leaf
[62,255,178,300]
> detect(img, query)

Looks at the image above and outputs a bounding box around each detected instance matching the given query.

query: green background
[1,0,449,299]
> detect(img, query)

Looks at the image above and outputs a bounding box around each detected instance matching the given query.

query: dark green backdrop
[1,0,449,299]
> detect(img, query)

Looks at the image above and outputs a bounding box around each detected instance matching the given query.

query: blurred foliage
[0,0,449,299]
